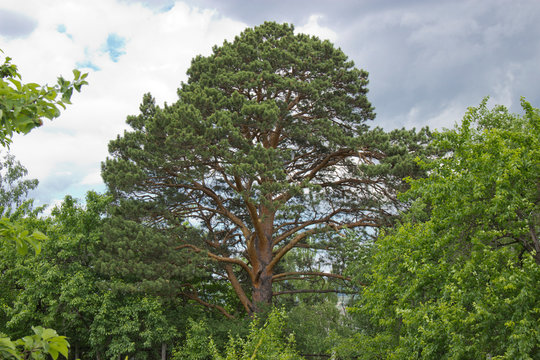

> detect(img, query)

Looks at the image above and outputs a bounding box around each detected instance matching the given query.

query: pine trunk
[251,214,274,312]
[252,267,273,311]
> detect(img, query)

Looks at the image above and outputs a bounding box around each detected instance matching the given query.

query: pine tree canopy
[102,22,432,315]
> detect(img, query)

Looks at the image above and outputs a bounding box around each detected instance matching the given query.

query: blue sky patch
[103,33,127,62]
[159,2,175,12]
[76,60,100,71]
[56,24,73,39]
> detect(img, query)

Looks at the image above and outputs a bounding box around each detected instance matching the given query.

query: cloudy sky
[1,0,539,208]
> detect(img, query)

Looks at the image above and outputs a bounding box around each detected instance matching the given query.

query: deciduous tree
[360,99,540,359]
[0,49,87,255]
[0,49,87,360]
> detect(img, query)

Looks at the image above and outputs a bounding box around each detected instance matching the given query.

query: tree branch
[224,264,254,314]
[272,271,350,281]
[272,209,344,247]
[191,180,252,240]
[175,243,254,281]
[268,219,379,272]
[273,289,357,296]
[182,287,235,319]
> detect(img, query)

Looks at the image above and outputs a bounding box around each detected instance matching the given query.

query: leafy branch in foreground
[173,308,303,360]
[0,50,88,360]
[0,326,69,360]
[0,49,88,146]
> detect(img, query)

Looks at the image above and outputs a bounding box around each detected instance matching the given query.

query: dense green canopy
[358,99,540,359]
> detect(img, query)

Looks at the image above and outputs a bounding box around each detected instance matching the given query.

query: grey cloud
[26,162,92,206]
[333,0,540,129]
[29,175,77,206]
[0,9,37,38]
[124,0,540,130]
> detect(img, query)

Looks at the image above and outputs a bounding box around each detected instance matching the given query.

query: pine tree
[102,22,432,315]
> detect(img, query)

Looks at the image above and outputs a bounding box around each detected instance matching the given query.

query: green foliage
[285,300,356,357]
[0,193,109,355]
[0,152,38,215]
[0,216,46,255]
[172,319,218,360]
[359,99,540,359]
[1,191,194,359]
[89,293,176,360]
[329,331,394,360]
[0,326,69,360]
[0,50,88,360]
[222,309,303,360]
[0,50,88,146]
[173,308,304,360]
[97,208,208,297]
[0,153,44,255]
[0,47,88,257]
[405,98,539,263]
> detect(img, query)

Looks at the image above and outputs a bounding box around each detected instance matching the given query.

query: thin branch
[273,289,357,296]
[296,149,355,182]
[272,271,350,281]
[268,219,379,272]
[272,209,343,247]
[176,243,254,281]
[191,180,252,240]
[182,290,235,319]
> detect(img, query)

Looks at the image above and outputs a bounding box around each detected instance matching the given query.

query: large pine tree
[102,22,431,315]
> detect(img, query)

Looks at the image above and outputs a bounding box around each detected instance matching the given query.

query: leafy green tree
[0,152,45,256]
[0,153,44,335]
[2,192,195,359]
[89,293,177,360]
[0,152,38,215]
[0,193,107,358]
[360,99,540,359]
[102,22,432,315]
[0,50,88,146]
[0,50,87,360]
[284,300,357,358]
[0,49,87,254]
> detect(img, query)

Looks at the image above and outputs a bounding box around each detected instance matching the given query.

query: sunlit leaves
[0,217,46,255]
[0,50,88,146]
[360,99,540,359]
[0,326,69,360]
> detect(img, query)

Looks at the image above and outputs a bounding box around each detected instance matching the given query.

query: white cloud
[423,103,467,131]
[1,0,247,204]
[39,198,65,218]
[488,66,518,109]
[296,15,337,42]
[80,171,103,186]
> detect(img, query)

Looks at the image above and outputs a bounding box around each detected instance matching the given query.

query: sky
[0,0,539,208]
